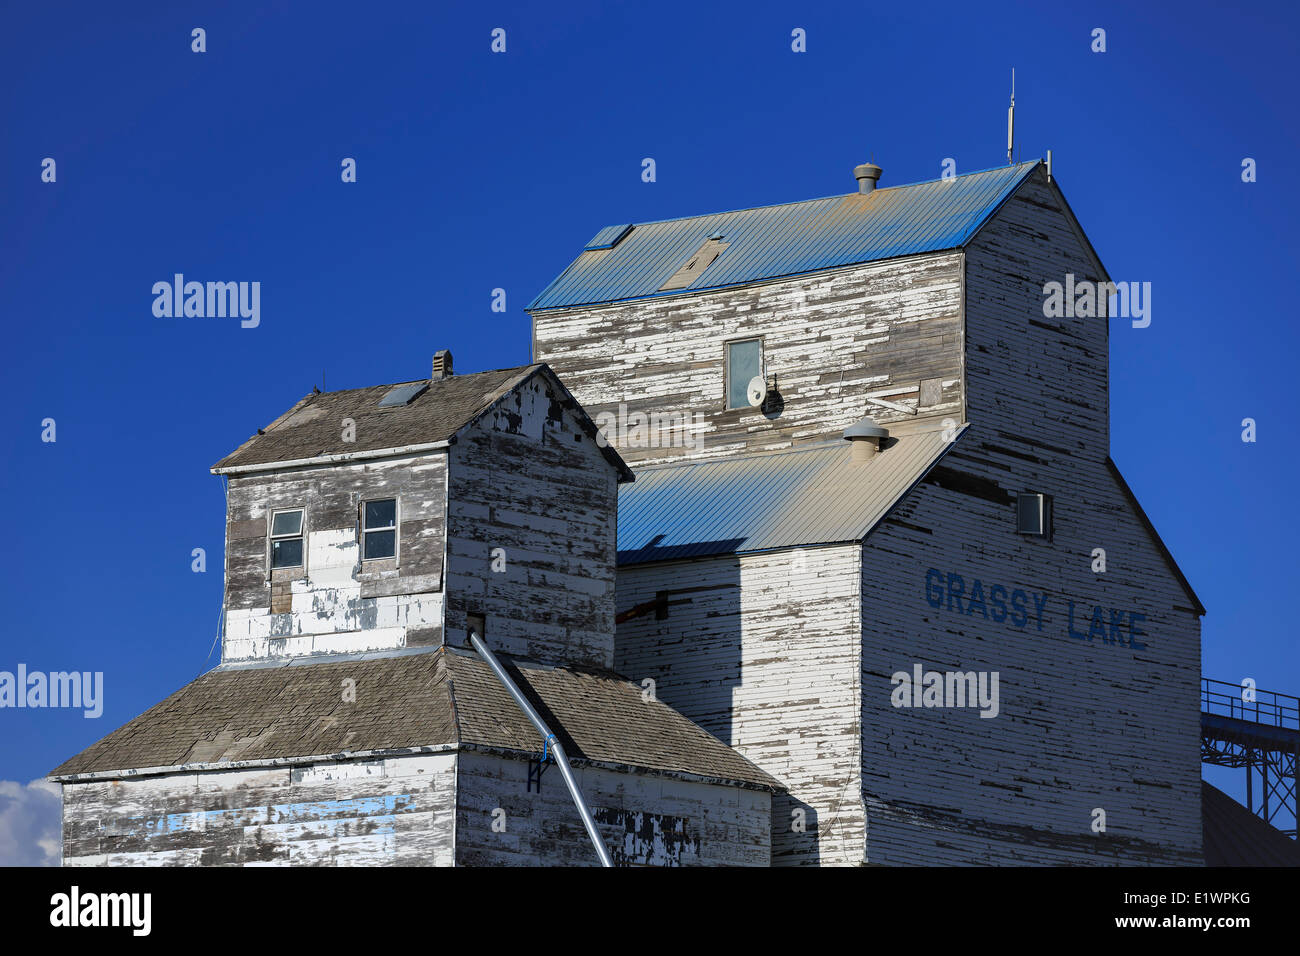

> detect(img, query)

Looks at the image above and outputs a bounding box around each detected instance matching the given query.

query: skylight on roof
[377,383,428,408]
[585,224,633,251]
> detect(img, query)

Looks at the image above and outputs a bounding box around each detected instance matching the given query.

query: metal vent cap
[854,162,883,193]
[843,415,889,441]
[844,415,889,461]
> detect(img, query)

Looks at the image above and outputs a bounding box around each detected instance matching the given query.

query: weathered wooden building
[53,158,1204,867]
[52,361,778,866]
[528,159,1205,865]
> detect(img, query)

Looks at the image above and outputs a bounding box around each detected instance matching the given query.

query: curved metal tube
[469,631,614,867]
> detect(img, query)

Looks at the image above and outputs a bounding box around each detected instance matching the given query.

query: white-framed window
[1016,493,1052,537]
[270,508,305,569]
[362,498,398,560]
[725,337,763,410]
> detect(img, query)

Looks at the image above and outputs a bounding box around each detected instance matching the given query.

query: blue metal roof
[530,163,1040,311]
[617,425,965,565]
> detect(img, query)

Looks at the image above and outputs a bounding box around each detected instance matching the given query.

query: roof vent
[843,415,889,461]
[854,162,883,194]
[432,350,454,380]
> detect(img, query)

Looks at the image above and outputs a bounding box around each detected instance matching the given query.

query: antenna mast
[1006,68,1015,165]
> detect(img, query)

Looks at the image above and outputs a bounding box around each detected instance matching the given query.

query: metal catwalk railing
[1201,678,1300,839]
[1202,678,1300,730]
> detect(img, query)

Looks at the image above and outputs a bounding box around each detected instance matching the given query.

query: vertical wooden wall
[222,455,448,662]
[616,546,865,865]
[62,754,458,866]
[445,375,619,668]
[852,168,1202,864]
[455,751,771,866]
[532,252,965,466]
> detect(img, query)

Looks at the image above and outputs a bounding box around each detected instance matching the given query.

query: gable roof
[1106,458,1205,616]
[211,363,633,481]
[528,162,1040,312]
[49,647,779,791]
[617,423,963,565]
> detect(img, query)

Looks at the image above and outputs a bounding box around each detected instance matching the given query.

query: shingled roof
[212,363,633,480]
[49,647,779,791]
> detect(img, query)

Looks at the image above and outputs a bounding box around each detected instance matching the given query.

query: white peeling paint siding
[61,753,457,866]
[454,751,770,866]
[851,168,1202,865]
[444,376,618,668]
[222,454,448,663]
[221,621,430,662]
[532,252,964,466]
[62,751,767,867]
[615,546,864,866]
[859,481,1201,864]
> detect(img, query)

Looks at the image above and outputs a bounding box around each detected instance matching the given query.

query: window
[363,498,398,560]
[1016,493,1052,537]
[270,509,304,569]
[726,338,763,409]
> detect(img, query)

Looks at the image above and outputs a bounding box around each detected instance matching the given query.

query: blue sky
[1,0,1296,844]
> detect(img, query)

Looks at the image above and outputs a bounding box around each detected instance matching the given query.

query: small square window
[1016,493,1051,537]
[271,510,302,537]
[363,498,398,560]
[270,509,305,569]
[726,338,762,410]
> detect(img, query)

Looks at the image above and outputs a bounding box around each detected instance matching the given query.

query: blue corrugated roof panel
[530,163,1039,311]
[616,425,965,565]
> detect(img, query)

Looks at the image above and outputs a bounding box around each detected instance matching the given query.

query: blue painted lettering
[1009,589,1029,627]
[925,568,944,609]
[989,585,1008,622]
[947,573,965,613]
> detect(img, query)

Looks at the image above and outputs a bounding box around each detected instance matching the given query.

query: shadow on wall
[613,549,832,866]
[780,797,825,865]
[613,547,744,742]
[761,387,785,421]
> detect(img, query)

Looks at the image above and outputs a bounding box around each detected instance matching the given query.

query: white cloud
[0,779,61,866]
